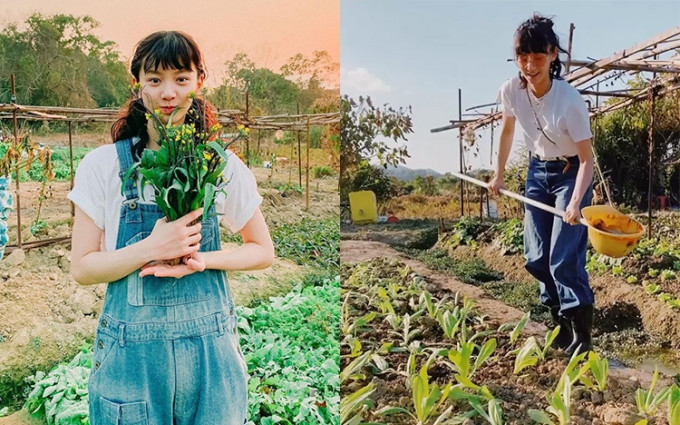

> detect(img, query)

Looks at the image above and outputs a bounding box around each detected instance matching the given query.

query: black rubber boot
[564,304,594,356]
[550,307,574,350]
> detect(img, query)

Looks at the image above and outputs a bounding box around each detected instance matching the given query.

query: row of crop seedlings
[340,258,680,425]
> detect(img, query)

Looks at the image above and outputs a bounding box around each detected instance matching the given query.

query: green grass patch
[403,247,503,285]
[481,280,550,324]
[271,217,339,271]
[223,217,339,272]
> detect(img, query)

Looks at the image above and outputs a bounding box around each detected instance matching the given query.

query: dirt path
[341,239,672,388]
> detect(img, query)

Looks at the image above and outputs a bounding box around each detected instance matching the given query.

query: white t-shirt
[498,77,592,158]
[68,141,263,252]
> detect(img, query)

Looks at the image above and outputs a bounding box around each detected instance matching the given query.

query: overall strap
[115,138,142,223]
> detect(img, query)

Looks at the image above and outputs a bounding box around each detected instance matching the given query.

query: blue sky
[341,0,680,173]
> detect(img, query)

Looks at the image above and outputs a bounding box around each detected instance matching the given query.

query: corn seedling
[371,354,390,374]
[377,289,396,315]
[340,382,380,425]
[556,349,589,390]
[376,358,454,425]
[341,351,372,383]
[635,366,671,416]
[510,312,530,344]
[377,342,395,355]
[513,327,562,376]
[420,291,450,320]
[438,308,463,340]
[528,378,571,425]
[668,384,680,425]
[400,313,422,346]
[398,265,413,279]
[346,337,363,358]
[660,269,676,281]
[386,279,404,300]
[585,351,609,391]
[447,339,496,389]
[469,398,504,425]
[513,336,540,374]
[385,312,403,332]
[541,326,560,358]
[343,311,379,336]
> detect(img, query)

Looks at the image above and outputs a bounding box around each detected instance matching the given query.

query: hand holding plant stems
[123,91,247,263]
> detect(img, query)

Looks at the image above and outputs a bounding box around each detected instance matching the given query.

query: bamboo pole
[10,74,21,249]
[306,116,310,211]
[297,103,302,187]
[647,81,656,239]
[69,121,75,220]
[566,23,575,73]
[458,89,464,217]
[245,91,250,168]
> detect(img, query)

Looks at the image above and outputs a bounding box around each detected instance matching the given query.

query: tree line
[0,14,339,116]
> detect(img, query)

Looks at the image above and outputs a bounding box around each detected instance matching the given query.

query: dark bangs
[130,31,203,79]
[514,26,553,56]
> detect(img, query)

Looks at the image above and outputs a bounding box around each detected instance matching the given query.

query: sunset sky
[0,0,340,87]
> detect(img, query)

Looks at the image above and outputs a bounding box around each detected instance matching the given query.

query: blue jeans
[88,139,247,425]
[524,156,594,314]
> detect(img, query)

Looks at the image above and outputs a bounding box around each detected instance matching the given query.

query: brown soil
[446,244,680,353]
[341,242,674,425]
[0,163,338,422]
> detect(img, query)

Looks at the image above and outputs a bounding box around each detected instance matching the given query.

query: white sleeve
[497,79,515,117]
[566,92,593,143]
[67,149,107,230]
[215,153,263,233]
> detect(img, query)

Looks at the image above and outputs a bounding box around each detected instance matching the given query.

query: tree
[340,95,413,201]
[593,77,680,208]
[414,175,439,196]
[348,161,397,204]
[0,14,128,108]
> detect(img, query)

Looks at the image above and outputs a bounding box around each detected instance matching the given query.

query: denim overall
[523,155,594,314]
[88,139,248,425]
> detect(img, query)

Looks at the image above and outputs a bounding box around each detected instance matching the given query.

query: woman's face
[515,47,557,87]
[139,62,203,125]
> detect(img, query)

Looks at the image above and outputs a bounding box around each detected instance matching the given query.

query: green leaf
[528,409,555,425]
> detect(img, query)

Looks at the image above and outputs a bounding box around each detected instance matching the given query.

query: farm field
[0,136,340,425]
[340,217,680,425]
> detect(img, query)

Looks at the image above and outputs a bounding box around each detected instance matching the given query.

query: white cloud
[341,67,391,94]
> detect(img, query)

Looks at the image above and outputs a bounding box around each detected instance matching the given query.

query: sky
[0,0,340,88]
[341,0,680,174]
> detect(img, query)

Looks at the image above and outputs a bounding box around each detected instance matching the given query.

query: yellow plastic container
[581,205,644,258]
[349,190,378,224]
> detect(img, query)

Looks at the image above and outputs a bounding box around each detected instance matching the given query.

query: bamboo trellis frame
[0,104,339,131]
[0,100,339,252]
[459,26,680,131]
[433,26,680,233]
